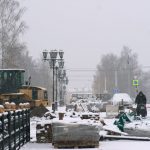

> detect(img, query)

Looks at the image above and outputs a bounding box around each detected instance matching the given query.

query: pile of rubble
[30,104,49,117]
[36,121,52,143]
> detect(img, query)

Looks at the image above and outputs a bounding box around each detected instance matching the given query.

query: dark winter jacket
[135,91,147,105]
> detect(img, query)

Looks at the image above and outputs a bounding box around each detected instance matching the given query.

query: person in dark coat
[135,91,147,117]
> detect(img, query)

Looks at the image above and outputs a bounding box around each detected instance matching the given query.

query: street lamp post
[55,60,64,110]
[59,69,65,106]
[55,62,59,111]
[42,50,64,112]
[58,69,69,106]
[62,75,69,105]
[58,61,64,106]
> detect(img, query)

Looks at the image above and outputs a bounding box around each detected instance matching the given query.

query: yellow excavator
[0,69,49,108]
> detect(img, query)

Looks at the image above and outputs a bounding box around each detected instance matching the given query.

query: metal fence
[0,109,30,150]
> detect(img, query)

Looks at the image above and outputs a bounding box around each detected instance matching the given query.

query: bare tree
[93,53,119,95]
[0,0,27,68]
[118,46,142,96]
[19,52,53,100]
[93,47,142,97]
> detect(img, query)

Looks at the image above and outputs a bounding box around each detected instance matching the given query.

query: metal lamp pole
[60,69,66,106]
[52,59,55,111]
[58,61,64,106]
[55,51,64,110]
[42,49,64,112]
[55,63,59,110]
[62,76,69,105]
[50,50,58,112]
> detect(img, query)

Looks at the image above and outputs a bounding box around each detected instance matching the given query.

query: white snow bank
[111,93,133,105]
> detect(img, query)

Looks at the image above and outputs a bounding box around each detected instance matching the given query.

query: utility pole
[104,75,108,94]
[127,53,131,96]
[115,70,118,88]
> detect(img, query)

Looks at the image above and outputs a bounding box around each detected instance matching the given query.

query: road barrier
[0,109,30,150]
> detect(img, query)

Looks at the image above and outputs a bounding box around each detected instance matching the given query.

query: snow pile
[111,93,133,106]
[124,117,150,137]
[44,112,56,119]
[30,105,49,117]
[36,120,52,143]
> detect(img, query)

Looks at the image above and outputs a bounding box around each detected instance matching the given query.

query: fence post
[27,109,30,142]
[1,114,5,150]
[13,111,16,149]
[8,111,11,149]
[22,110,25,145]
[0,114,1,150]
[18,111,21,149]
[25,109,28,143]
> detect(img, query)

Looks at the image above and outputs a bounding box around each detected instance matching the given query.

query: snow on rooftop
[0,68,25,71]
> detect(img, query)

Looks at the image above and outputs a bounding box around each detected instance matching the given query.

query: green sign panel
[132,80,139,86]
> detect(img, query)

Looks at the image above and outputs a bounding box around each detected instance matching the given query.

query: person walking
[135,91,147,117]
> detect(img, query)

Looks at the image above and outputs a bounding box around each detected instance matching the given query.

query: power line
[68,80,93,82]
[66,66,150,72]
[67,69,96,72]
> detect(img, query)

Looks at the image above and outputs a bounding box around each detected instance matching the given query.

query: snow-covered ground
[20,106,150,150]
[21,141,150,150]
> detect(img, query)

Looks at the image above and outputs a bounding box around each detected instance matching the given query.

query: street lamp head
[43,50,48,60]
[50,50,58,59]
[59,50,64,59]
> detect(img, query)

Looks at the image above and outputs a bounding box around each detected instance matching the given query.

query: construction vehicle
[0,69,49,108]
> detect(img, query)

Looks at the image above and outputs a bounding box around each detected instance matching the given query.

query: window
[32,88,38,100]
[44,91,48,99]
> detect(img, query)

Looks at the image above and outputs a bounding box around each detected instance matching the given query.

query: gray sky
[22,0,150,90]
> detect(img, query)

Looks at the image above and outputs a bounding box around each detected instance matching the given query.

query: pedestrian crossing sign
[132,80,139,86]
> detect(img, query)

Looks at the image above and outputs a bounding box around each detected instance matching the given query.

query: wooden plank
[103,125,128,136]
[103,135,150,141]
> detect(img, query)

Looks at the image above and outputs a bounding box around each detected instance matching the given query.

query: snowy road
[21,141,150,150]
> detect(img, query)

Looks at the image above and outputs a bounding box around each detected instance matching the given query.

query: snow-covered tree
[0,0,27,68]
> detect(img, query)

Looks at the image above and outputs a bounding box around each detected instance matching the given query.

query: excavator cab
[0,69,25,94]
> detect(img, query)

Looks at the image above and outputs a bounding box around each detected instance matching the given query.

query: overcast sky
[22,0,150,90]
